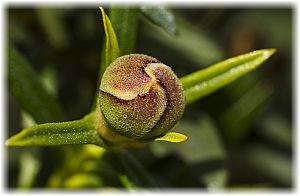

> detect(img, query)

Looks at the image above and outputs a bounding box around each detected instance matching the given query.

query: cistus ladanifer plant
[7,6,279,189]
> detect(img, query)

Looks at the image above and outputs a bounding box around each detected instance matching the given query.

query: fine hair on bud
[97,54,185,140]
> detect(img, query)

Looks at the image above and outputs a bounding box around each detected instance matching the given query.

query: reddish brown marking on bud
[100,54,160,100]
[99,86,166,139]
[144,63,185,138]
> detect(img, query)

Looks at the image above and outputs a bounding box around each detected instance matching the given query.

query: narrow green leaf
[220,82,273,143]
[8,45,65,123]
[47,145,106,187]
[259,114,292,149]
[40,65,59,96]
[63,173,103,188]
[151,114,226,163]
[115,149,158,187]
[244,144,292,186]
[21,111,36,128]
[18,151,40,189]
[99,7,120,77]
[6,112,105,147]
[119,175,137,189]
[92,7,120,110]
[181,49,276,105]
[140,6,178,35]
[154,132,188,143]
[109,6,138,55]
[202,169,228,189]
[36,8,68,49]
[79,159,123,187]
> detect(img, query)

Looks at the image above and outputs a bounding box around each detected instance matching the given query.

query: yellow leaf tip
[263,48,276,58]
[99,7,105,16]
[5,134,23,146]
[154,132,188,143]
[5,138,15,146]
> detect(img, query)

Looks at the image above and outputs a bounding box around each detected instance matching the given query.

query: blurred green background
[7,6,293,190]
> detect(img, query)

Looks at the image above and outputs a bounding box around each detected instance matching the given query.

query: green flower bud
[96,54,185,143]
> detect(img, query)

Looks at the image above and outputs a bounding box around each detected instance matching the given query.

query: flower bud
[96,54,185,142]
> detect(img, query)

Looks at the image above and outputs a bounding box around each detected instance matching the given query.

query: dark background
[8,6,293,189]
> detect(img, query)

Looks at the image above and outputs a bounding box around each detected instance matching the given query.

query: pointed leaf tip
[140,6,178,35]
[5,113,106,147]
[255,48,276,59]
[181,48,277,105]
[265,48,276,57]
[5,132,24,146]
[99,6,119,67]
[154,132,188,143]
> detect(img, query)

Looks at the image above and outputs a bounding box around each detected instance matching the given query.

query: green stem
[6,113,106,147]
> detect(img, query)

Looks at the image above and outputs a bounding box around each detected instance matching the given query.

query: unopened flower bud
[96,54,185,142]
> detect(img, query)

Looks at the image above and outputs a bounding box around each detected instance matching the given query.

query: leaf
[36,8,68,49]
[151,114,226,163]
[40,65,59,96]
[109,6,138,55]
[258,114,292,149]
[63,173,103,188]
[220,81,273,143]
[119,175,137,189]
[201,169,228,190]
[244,144,292,186]
[92,7,120,110]
[181,49,276,105]
[8,45,65,123]
[18,151,40,189]
[154,132,188,143]
[99,7,120,77]
[140,6,178,35]
[6,112,106,147]
[112,149,158,187]
[80,159,122,187]
[47,145,106,187]
[21,111,36,128]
